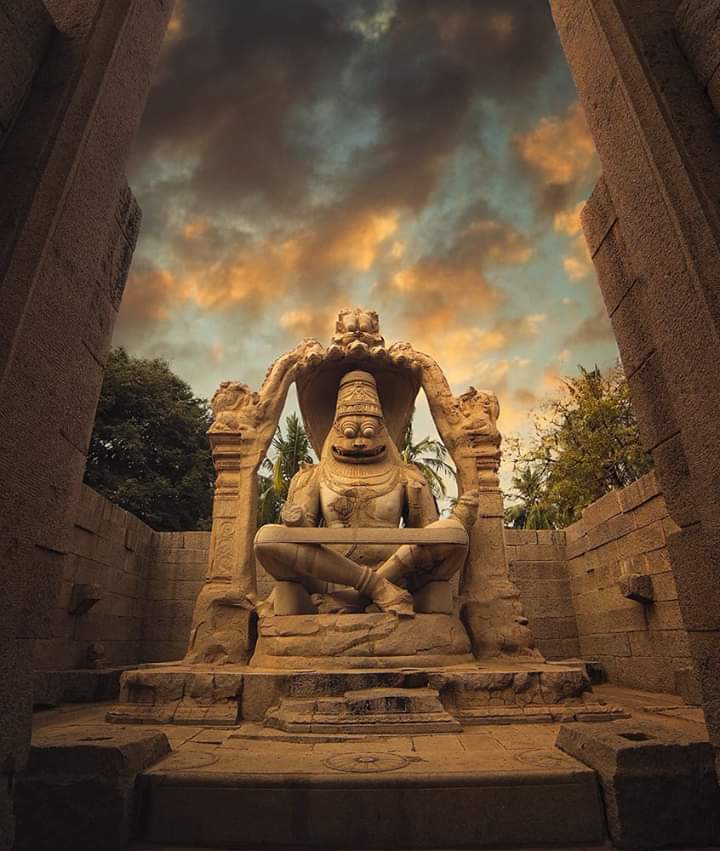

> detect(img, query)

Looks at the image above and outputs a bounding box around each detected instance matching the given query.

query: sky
[114,0,618,493]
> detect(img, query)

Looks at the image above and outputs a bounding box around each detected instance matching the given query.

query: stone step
[264,686,462,734]
[139,755,606,849]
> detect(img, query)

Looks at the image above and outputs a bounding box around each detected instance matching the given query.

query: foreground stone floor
[25,684,717,850]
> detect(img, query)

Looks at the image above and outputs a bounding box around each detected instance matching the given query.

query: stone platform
[250,612,474,669]
[23,687,715,850]
[107,660,628,728]
[139,729,605,850]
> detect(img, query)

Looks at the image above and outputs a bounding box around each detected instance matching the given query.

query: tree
[505,363,653,528]
[257,413,315,526]
[398,419,456,499]
[85,348,214,531]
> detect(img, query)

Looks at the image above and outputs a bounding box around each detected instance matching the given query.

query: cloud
[113,260,176,342]
[564,307,615,347]
[117,2,617,418]
[374,205,533,341]
[554,201,594,281]
[515,102,599,215]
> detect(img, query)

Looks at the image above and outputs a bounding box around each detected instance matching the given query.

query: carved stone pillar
[460,437,537,659]
[185,346,318,664]
[184,431,259,665]
[400,349,537,660]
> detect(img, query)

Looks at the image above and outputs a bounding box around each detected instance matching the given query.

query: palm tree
[399,419,456,498]
[257,413,314,526]
[504,464,556,529]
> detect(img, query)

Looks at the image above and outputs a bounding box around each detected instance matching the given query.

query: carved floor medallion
[324,752,409,773]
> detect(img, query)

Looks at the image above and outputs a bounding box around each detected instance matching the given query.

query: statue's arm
[281,465,320,527]
[404,467,440,528]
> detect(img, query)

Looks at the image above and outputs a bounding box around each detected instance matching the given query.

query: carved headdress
[334,371,383,420]
[296,309,420,455]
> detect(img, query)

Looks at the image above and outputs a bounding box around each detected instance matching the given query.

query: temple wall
[34,476,693,698]
[0,1,53,148]
[505,529,579,661]
[142,531,208,663]
[565,472,691,694]
[31,485,211,673]
[32,486,154,671]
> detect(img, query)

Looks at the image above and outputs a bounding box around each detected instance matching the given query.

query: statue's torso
[319,477,404,568]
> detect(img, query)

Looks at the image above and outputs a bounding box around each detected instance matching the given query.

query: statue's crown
[335,370,383,420]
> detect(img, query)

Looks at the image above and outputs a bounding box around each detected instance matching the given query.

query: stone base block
[33,667,126,707]
[250,612,473,669]
[14,727,169,851]
[557,719,720,850]
[109,661,627,728]
[185,583,256,665]
[141,761,605,849]
[265,686,462,734]
[106,668,243,726]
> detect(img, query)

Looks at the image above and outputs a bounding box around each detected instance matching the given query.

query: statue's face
[331,415,387,464]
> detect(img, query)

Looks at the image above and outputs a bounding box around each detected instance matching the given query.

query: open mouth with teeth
[332,444,387,463]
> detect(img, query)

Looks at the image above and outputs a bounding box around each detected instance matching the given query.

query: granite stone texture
[31,486,211,704]
[14,727,170,851]
[557,719,720,849]
[0,1,173,847]
[552,0,720,768]
[505,528,579,661]
[43,473,696,705]
[566,473,691,694]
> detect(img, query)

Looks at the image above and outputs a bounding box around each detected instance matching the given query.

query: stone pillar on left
[0,2,173,848]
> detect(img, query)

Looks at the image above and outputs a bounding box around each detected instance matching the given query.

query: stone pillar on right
[551,0,720,770]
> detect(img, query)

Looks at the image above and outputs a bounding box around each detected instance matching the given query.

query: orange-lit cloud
[114,262,176,339]
[517,102,596,187]
[554,201,594,281]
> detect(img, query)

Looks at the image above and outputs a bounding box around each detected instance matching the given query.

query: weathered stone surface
[265,686,461,734]
[14,727,169,851]
[557,720,720,849]
[190,309,534,661]
[618,573,654,604]
[184,583,255,665]
[0,0,173,845]
[108,668,243,726]
[552,0,720,766]
[251,613,473,669]
[33,668,125,707]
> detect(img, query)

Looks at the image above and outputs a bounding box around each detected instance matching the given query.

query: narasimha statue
[255,369,478,618]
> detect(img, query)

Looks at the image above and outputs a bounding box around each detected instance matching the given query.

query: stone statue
[184,307,536,665]
[255,370,479,618]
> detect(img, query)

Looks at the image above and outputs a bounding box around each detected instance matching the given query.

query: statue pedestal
[107,657,628,728]
[250,613,474,670]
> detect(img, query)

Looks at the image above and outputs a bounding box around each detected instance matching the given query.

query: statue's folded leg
[376,540,468,589]
[255,537,415,617]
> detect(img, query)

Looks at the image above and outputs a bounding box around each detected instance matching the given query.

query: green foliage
[84,348,214,531]
[257,413,315,526]
[505,364,653,529]
[399,419,456,499]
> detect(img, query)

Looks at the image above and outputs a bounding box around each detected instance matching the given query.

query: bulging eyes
[361,422,375,438]
[343,424,357,438]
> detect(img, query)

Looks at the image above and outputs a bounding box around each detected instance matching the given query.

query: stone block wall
[30,485,212,671]
[142,532,208,662]
[35,477,693,698]
[565,472,690,693]
[32,486,155,670]
[505,529,580,661]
